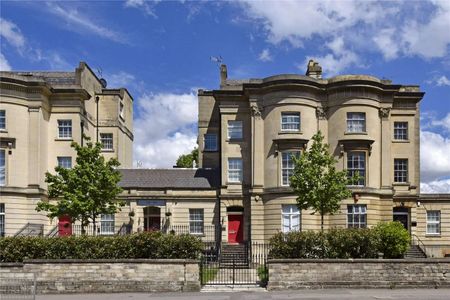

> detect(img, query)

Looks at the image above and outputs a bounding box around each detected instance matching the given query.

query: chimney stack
[220,64,227,84]
[305,60,322,79]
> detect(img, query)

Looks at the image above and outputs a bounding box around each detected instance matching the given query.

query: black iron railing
[14,223,44,237]
[411,234,428,258]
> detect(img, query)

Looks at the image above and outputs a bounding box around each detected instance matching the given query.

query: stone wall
[0,259,200,294]
[268,259,450,290]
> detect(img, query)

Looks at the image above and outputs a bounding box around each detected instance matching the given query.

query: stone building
[0,62,133,236]
[192,60,448,257]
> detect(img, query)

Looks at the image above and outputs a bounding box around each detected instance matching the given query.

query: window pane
[57,157,72,169]
[0,110,5,129]
[228,158,242,182]
[394,159,408,183]
[100,214,115,235]
[281,204,301,233]
[0,150,5,186]
[347,152,365,186]
[100,133,113,150]
[281,113,300,131]
[347,204,367,228]
[347,112,366,133]
[228,121,243,139]
[0,203,4,237]
[204,134,217,151]
[394,122,408,140]
[189,209,204,234]
[58,120,72,138]
[281,151,300,185]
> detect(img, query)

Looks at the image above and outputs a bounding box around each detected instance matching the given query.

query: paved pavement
[34,289,450,300]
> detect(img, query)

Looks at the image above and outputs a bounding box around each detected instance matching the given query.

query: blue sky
[1,0,449,192]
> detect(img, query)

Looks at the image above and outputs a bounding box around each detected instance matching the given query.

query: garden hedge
[0,231,203,262]
[269,221,411,259]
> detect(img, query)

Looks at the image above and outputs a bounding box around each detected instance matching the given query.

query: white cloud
[107,71,136,88]
[420,130,450,183]
[237,0,450,73]
[258,49,272,62]
[0,53,11,71]
[124,0,159,18]
[133,91,198,168]
[400,1,450,58]
[421,178,450,193]
[435,75,450,86]
[45,2,125,43]
[0,18,26,52]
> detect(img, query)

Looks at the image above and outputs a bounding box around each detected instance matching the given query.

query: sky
[0,0,449,192]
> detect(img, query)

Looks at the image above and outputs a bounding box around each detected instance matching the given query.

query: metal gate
[200,242,269,286]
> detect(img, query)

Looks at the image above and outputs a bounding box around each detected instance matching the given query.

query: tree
[290,131,355,232]
[176,148,198,168]
[36,136,124,234]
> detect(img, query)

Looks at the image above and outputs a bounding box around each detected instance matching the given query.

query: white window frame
[347,204,367,228]
[0,149,5,186]
[281,151,300,186]
[0,203,5,237]
[189,209,204,235]
[347,151,366,186]
[394,122,408,140]
[394,159,408,183]
[228,158,243,183]
[204,134,218,151]
[281,112,300,132]
[100,133,114,150]
[346,112,366,133]
[426,210,440,235]
[58,120,72,139]
[281,204,300,233]
[100,214,115,235]
[0,110,5,130]
[57,156,72,169]
[227,121,243,140]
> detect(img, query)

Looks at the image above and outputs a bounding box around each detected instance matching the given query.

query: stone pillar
[28,107,41,186]
[379,108,391,188]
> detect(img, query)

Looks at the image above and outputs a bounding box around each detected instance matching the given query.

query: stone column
[379,108,391,189]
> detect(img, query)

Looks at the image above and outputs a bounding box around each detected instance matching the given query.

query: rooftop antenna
[96,67,107,88]
[210,56,223,67]
[136,161,143,168]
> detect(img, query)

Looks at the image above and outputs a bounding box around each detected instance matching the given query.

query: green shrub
[269,222,410,259]
[0,232,203,262]
[374,221,410,258]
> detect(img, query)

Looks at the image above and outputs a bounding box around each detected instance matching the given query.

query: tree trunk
[321,214,324,232]
[93,214,96,236]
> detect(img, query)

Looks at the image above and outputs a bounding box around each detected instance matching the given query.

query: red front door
[228,214,243,243]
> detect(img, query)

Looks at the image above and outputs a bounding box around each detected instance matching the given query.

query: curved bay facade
[198,62,430,249]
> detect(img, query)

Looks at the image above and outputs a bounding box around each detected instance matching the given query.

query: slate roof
[118,168,220,189]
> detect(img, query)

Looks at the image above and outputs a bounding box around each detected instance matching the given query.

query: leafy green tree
[290,131,355,232]
[176,148,198,168]
[36,136,124,234]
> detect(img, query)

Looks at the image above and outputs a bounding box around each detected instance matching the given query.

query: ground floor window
[282,204,300,233]
[0,203,4,237]
[426,210,440,235]
[347,204,367,228]
[189,209,204,234]
[100,214,115,235]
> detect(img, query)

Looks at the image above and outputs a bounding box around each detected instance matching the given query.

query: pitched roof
[118,168,220,189]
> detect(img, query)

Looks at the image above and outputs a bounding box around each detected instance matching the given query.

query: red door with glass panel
[228,214,243,243]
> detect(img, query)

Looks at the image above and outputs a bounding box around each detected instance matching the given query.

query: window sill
[55,138,73,141]
[226,138,244,142]
[425,234,441,237]
[0,129,7,133]
[101,149,114,152]
[279,131,302,135]
[227,181,242,185]
[393,182,410,186]
[344,131,368,135]
[392,139,410,143]
[203,149,218,152]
